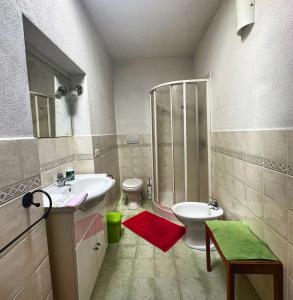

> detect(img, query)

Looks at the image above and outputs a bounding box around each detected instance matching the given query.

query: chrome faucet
[209,197,219,210]
[56,173,73,187]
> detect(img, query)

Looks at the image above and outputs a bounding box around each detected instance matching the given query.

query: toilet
[121,178,143,209]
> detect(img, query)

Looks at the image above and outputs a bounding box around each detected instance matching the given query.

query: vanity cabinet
[46,199,108,300]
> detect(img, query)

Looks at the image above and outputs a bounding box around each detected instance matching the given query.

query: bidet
[172,202,224,250]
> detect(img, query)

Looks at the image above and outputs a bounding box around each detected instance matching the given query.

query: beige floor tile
[133,258,154,278]
[173,239,194,259]
[136,244,155,259]
[117,244,137,258]
[137,236,152,245]
[129,277,155,300]
[155,247,174,260]
[175,256,199,278]
[154,257,177,279]
[178,277,207,300]
[104,277,131,300]
[100,258,134,278]
[120,229,139,245]
[154,277,181,300]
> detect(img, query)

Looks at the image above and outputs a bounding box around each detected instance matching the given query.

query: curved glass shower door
[150,80,209,212]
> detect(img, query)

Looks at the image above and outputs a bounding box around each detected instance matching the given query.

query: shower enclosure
[150,79,210,215]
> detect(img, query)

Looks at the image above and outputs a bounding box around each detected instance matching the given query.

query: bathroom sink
[43,174,115,210]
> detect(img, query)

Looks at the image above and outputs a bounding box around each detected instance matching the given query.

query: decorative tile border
[211,146,289,175]
[40,146,119,172]
[118,143,151,148]
[40,154,77,172]
[0,174,41,205]
[76,154,94,160]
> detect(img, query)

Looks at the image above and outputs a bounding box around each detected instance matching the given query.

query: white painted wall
[0,0,116,137]
[114,57,194,134]
[194,0,293,131]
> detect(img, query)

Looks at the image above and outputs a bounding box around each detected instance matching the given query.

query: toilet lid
[122,178,143,189]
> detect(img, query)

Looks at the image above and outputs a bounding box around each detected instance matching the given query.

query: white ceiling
[82,0,223,60]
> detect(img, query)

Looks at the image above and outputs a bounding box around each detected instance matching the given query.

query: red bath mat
[122,211,185,252]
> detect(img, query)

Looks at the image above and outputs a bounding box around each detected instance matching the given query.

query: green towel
[206,220,278,261]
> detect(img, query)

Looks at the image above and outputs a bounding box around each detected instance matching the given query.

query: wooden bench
[205,221,283,300]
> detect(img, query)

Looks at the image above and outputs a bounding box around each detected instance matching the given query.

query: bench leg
[227,266,234,300]
[273,270,283,300]
[206,227,211,272]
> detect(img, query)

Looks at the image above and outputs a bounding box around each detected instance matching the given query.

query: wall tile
[289,277,293,300]
[224,156,233,176]
[263,196,288,239]
[234,178,246,204]
[224,132,234,151]
[234,131,247,154]
[212,129,293,295]
[246,163,263,194]
[247,131,263,158]
[288,244,293,280]
[224,174,234,196]
[0,193,43,254]
[234,159,246,183]
[0,223,48,299]
[287,131,293,167]
[20,139,40,178]
[283,273,289,300]
[264,169,288,208]
[14,257,52,300]
[263,225,288,273]
[77,160,95,174]
[216,132,225,149]
[263,130,287,164]
[55,137,68,159]
[45,291,54,300]
[288,210,293,245]
[74,136,93,154]
[246,187,263,218]
[216,153,224,171]
[66,137,76,156]
[245,214,264,240]
[38,138,56,164]
[287,176,293,211]
[0,140,24,188]
[211,132,216,148]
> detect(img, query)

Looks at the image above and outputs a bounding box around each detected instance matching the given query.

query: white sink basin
[43,174,115,210]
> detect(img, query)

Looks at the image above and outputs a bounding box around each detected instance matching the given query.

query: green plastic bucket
[106,212,122,243]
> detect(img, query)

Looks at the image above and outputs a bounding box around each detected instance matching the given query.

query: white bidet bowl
[172,202,223,250]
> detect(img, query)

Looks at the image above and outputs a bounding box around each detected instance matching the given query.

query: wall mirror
[26,52,72,137]
[23,16,85,138]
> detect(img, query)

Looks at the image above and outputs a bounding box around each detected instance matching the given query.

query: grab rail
[0,190,52,254]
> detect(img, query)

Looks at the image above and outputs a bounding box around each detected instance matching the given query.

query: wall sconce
[54,86,67,99]
[70,85,83,98]
[236,0,255,36]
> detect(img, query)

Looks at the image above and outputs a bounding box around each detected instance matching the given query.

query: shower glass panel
[150,79,209,213]
[155,87,173,208]
[185,83,199,201]
[171,84,185,204]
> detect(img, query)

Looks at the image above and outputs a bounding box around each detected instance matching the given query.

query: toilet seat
[121,178,143,210]
[122,178,143,191]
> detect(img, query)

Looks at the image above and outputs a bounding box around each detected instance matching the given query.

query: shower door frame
[150,79,211,213]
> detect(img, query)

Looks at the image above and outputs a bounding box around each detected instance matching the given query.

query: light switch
[94,148,100,157]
